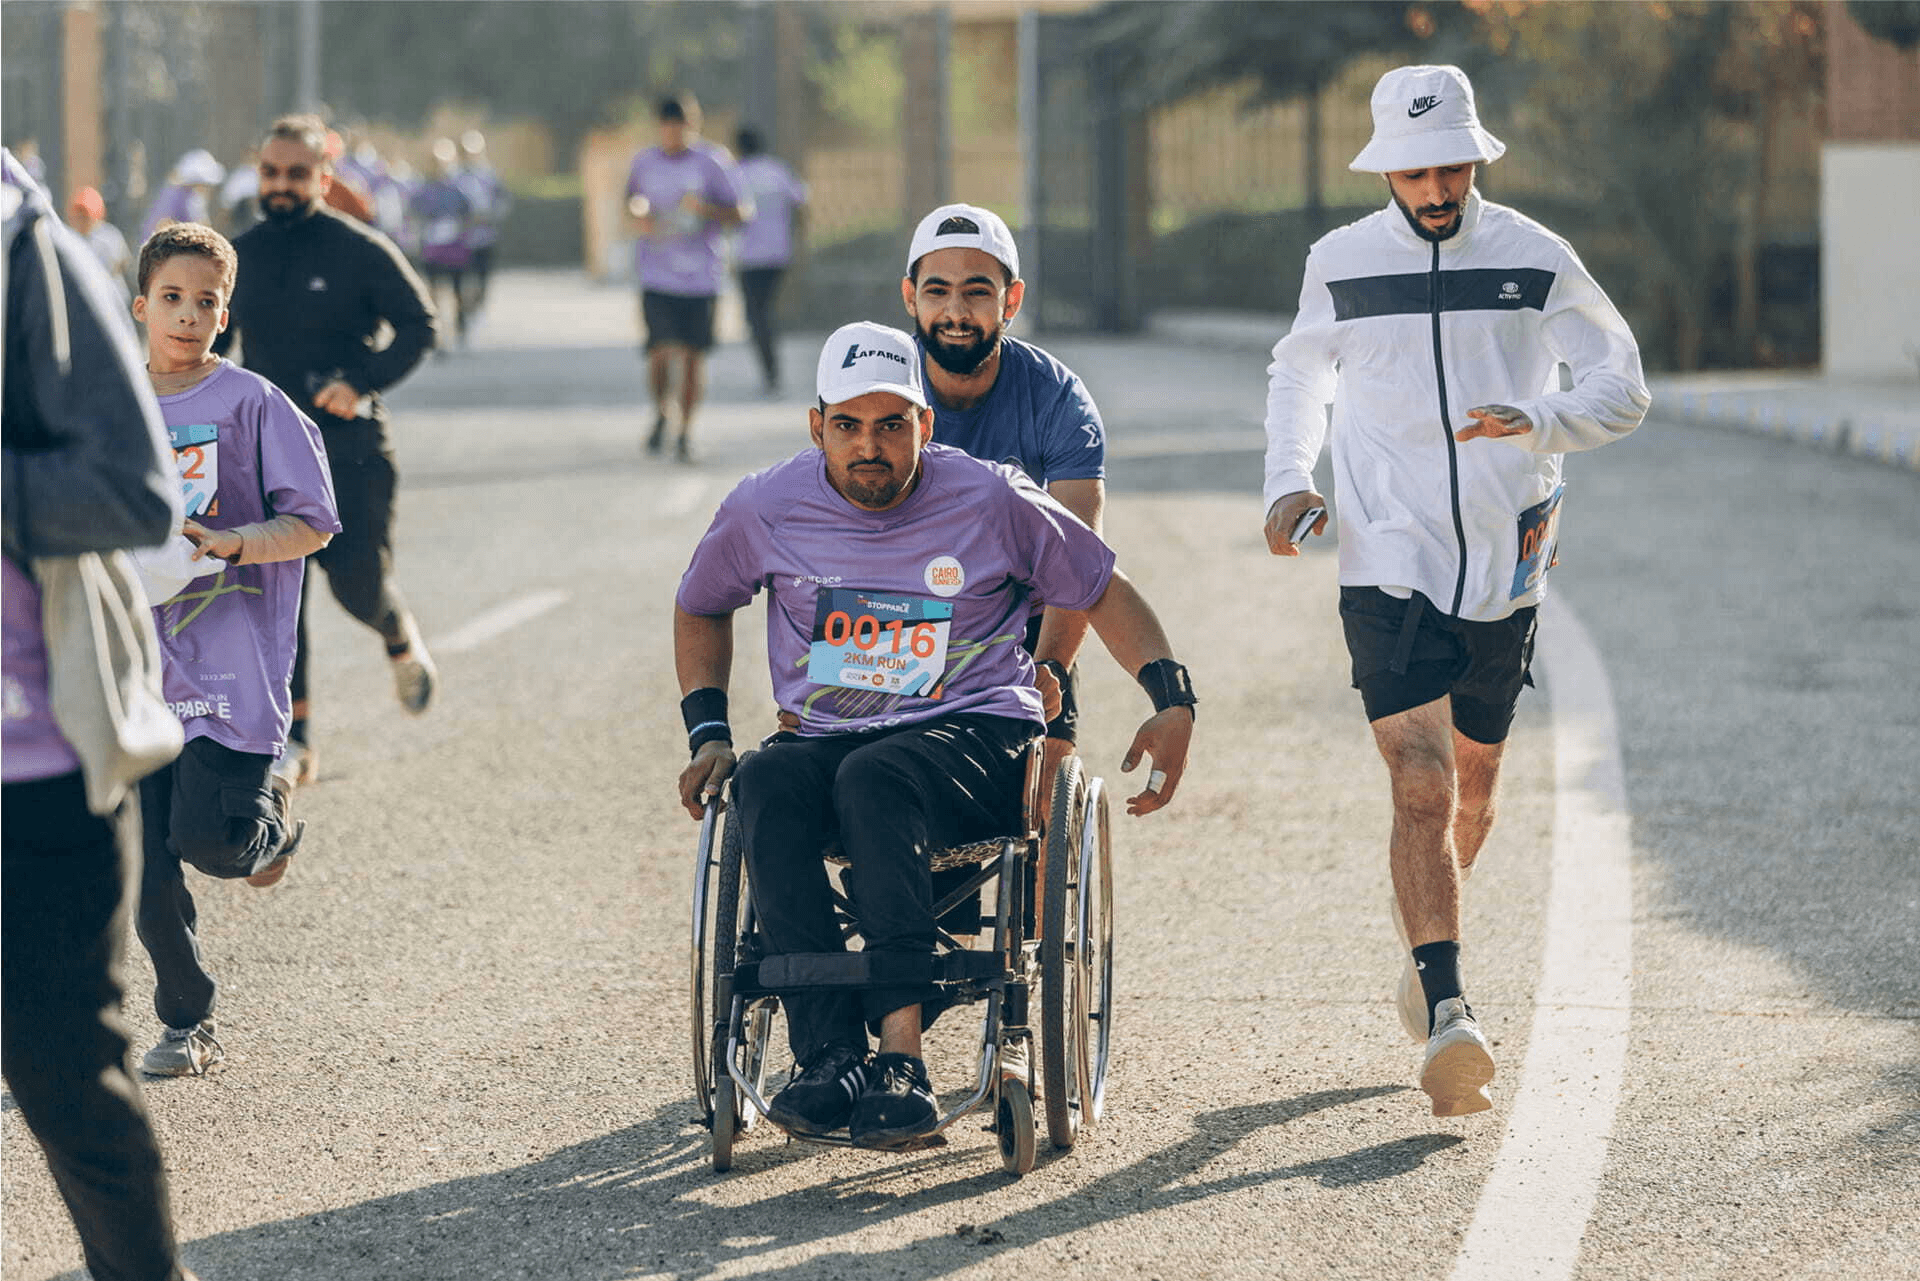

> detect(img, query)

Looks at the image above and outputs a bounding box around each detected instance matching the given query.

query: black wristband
[1136,658,1196,719]
[1036,659,1078,743]
[681,687,731,757]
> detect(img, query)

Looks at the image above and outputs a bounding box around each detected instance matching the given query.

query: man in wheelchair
[673,322,1194,1150]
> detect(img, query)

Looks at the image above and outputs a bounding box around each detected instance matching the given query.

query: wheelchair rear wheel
[1041,755,1093,1148]
[692,789,748,1126]
[1080,777,1115,1125]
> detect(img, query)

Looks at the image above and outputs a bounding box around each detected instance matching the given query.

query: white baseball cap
[816,322,928,409]
[905,203,1020,280]
[1349,65,1506,174]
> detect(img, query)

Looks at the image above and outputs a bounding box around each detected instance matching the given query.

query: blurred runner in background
[625,92,747,462]
[733,126,807,396]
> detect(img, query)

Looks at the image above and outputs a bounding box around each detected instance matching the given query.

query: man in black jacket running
[215,114,440,784]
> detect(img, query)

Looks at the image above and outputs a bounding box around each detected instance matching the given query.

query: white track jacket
[1264,191,1650,621]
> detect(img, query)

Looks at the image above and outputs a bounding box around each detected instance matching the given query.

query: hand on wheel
[679,742,737,820]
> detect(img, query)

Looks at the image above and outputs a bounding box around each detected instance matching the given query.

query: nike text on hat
[905,202,1020,280]
[1349,65,1506,174]
[816,321,929,410]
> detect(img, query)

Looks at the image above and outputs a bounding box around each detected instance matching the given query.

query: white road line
[1452,594,1634,1281]
[436,590,571,656]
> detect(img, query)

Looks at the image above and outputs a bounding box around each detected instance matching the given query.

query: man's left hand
[313,379,361,419]
[1120,707,1193,817]
[1456,404,1532,441]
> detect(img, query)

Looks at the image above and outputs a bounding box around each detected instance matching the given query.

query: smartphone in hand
[1290,506,1326,544]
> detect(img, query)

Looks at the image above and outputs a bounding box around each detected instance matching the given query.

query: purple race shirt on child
[676,443,1116,736]
[151,361,340,755]
[624,141,746,296]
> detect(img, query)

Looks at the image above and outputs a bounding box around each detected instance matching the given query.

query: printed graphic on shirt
[161,574,262,639]
[1511,484,1564,599]
[170,422,219,517]
[807,588,952,698]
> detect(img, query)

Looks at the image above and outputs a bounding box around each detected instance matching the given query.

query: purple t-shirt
[735,156,807,269]
[2,556,83,782]
[624,141,746,296]
[676,442,1116,736]
[150,361,340,755]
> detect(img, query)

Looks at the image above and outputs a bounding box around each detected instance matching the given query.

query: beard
[259,191,314,224]
[834,460,912,509]
[918,316,1000,376]
[1394,195,1464,242]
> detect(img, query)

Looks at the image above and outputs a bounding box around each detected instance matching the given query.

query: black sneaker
[646,415,668,454]
[850,1052,938,1150]
[766,1044,869,1137]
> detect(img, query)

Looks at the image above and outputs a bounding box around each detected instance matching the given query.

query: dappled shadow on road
[149,1084,1451,1281]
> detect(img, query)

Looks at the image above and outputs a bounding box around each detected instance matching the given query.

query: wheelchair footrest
[738,950,1004,993]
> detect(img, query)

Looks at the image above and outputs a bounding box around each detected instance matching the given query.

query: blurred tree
[1466,1,1821,370]
[1085,1,1479,226]
[318,1,747,165]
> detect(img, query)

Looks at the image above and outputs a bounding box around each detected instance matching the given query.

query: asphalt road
[5,272,1915,1281]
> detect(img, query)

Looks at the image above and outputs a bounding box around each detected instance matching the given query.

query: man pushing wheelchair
[674,322,1195,1151]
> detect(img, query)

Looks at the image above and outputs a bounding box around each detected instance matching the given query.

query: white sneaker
[142,1021,224,1077]
[1420,997,1494,1117]
[390,621,437,715]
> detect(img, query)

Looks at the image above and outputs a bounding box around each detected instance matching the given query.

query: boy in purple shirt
[673,322,1195,1149]
[625,93,747,461]
[127,223,342,1077]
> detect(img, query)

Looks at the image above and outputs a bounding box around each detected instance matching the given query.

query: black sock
[1411,940,1464,1034]
[289,717,307,746]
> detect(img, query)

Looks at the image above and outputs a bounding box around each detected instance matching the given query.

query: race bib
[806,588,952,698]
[1510,484,1564,599]
[170,422,218,518]
[425,217,462,246]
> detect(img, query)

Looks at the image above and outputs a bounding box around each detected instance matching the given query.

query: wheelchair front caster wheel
[997,1079,1036,1175]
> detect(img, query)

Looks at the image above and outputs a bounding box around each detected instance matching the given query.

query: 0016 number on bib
[807,588,952,699]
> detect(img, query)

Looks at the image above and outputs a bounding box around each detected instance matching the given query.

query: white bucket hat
[816,321,928,409]
[1349,65,1506,174]
[905,203,1020,280]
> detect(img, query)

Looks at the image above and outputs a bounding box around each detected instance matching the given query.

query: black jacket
[216,205,436,456]
[3,149,178,562]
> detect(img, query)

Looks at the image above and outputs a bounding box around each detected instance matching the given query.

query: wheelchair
[689,738,1114,1175]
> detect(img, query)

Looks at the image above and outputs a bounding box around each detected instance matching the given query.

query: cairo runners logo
[923,555,965,597]
[1500,280,1522,300]
[1408,95,1442,118]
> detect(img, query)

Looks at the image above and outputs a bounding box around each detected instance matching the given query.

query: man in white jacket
[1262,65,1649,1117]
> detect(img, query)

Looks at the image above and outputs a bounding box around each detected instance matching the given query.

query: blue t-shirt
[921,335,1106,486]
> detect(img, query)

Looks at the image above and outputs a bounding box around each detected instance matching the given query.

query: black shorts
[1339,586,1537,744]
[641,290,716,353]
